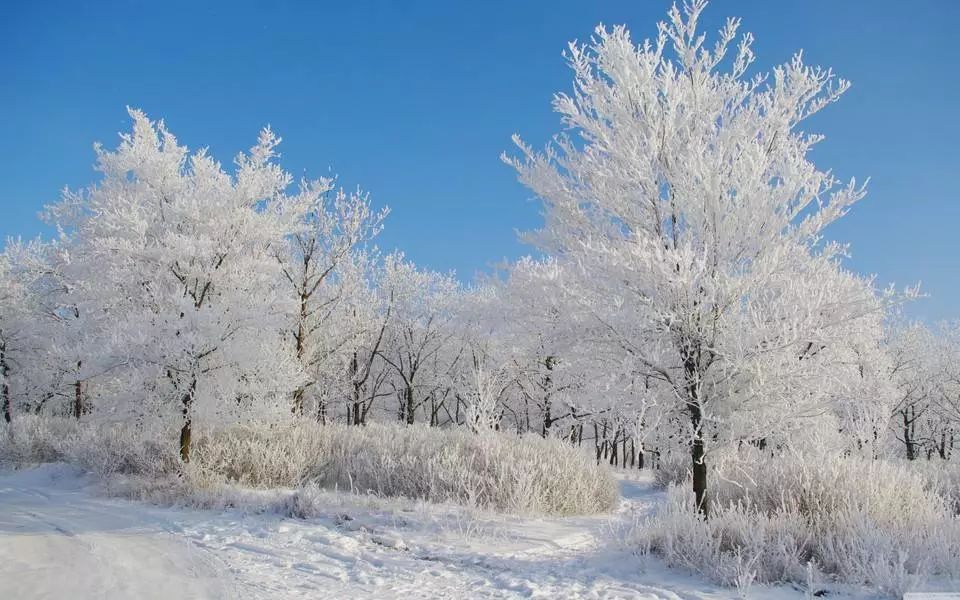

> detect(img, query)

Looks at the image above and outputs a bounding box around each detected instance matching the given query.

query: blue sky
[2,1,957,320]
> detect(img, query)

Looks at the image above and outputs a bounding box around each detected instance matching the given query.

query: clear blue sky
[2,1,957,320]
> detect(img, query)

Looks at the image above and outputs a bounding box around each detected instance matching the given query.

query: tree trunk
[541,355,555,436]
[179,378,196,462]
[902,408,916,461]
[405,386,415,425]
[1,340,10,424]
[685,349,709,518]
[73,361,84,419]
[594,422,601,462]
[348,351,360,425]
[691,422,709,517]
[290,291,310,416]
[73,380,83,419]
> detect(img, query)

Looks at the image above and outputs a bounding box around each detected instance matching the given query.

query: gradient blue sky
[2,1,957,319]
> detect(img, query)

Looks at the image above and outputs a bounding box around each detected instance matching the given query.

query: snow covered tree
[490,258,583,438]
[46,109,308,461]
[0,239,60,422]
[274,181,388,416]
[312,250,394,425]
[935,323,960,457]
[505,1,892,515]
[887,321,960,460]
[376,254,462,426]
[886,322,942,460]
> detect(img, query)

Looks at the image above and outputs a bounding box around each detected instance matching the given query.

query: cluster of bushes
[634,449,960,597]
[0,416,618,516]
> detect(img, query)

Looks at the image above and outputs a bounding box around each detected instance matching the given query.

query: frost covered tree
[886,321,960,460]
[936,323,960,456]
[492,259,584,438]
[377,255,462,425]
[312,251,394,425]
[274,181,388,416]
[886,322,942,460]
[46,109,308,461]
[0,239,59,422]
[505,1,892,515]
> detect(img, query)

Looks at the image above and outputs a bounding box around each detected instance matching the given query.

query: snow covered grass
[0,416,618,516]
[633,449,960,597]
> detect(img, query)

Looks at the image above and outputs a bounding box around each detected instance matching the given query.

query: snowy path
[0,466,234,599]
[0,465,798,599]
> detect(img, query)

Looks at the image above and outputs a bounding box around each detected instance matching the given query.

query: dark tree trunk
[902,408,916,461]
[348,351,361,425]
[73,383,83,418]
[405,386,415,425]
[1,340,10,424]
[291,292,309,416]
[594,422,601,462]
[542,355,555,436]
[690,419,708,517]
[179,377,196,462]
[685,349,709,518]
[72,360,85,419]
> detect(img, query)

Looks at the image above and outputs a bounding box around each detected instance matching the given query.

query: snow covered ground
[0,464,813,599]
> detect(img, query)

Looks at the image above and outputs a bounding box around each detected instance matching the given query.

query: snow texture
[0,464,816,600]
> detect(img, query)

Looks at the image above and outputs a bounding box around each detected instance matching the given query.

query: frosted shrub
[63,421,179,478]
[190,423,329,488]
[653,452,690,489]
[0,415,178,477]
[2,416,618,516]
[911,459,960,515]
[636,451,960,596]
[196,422,618,515]
[0,415,77,464]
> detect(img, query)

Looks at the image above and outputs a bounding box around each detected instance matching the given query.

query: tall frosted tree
[505,1,889,515]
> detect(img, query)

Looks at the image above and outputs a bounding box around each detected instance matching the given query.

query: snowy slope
[0,465,809,599]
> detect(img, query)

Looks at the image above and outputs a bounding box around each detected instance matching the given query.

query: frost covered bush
[0,415,77,464]
[64,421,179,478]
[635,450,960,596]
[0,415,178,477]
[1,416,617,516]
[911,459,960,516]
[652,452,690,489]
[194,422,618,515]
